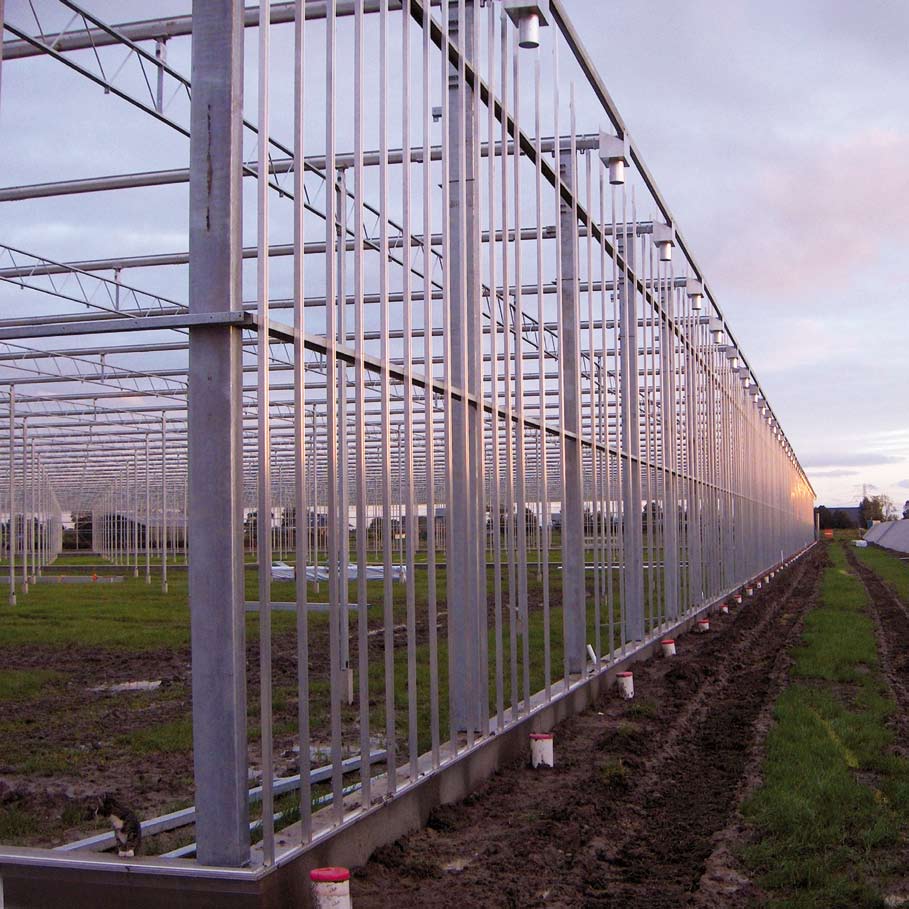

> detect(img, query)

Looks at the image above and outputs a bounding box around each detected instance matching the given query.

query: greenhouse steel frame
[0,0,815,903]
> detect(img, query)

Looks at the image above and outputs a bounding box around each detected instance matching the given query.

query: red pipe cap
[529,732,553,740]
[661,639,675,645]
[310,867,350,883]
[617,671,633,678]
[698,618,710,624]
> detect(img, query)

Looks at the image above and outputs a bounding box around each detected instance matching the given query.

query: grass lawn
[742,542,909,907]
[854,544,909,604]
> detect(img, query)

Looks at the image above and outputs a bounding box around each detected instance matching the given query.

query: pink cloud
[710,129,909,293]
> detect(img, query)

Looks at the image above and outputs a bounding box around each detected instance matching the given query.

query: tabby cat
[97,794,142,858]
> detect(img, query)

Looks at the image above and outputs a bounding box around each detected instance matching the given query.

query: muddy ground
[351,547,826,908]
[0,565,593,849]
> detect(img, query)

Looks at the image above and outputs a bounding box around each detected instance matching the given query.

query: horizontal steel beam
[0,2,413,61]
[0,137,597,201]
[0,312,251,341]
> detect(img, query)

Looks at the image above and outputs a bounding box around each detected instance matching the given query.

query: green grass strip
[742,543,909,908]
[854,544,909,604]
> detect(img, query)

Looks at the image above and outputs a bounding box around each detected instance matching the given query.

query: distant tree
[486,506,538,537]
[831,509,852,530]
[815,505,831,529]
[641,501,662,531]
[903,500,909,521]
[860,494,898,525]
[522,507,540,535]
[72,511,93,549]
[244,509,258,545]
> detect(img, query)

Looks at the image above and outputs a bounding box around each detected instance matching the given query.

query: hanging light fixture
[652,221,675,262]
[685,278,704,311]
[598,129,630,185]
[504,1,551,49]
[708,316,725,345]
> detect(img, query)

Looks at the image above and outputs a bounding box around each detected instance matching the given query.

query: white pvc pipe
[746,586,754,597]
[608,158,624,185]
[720,602,729,614]
[530,732,554,767]
[734,594,742,604]
[697,617,710,633]
[617,671,634,699]
[310,868,352,909]
[661,639,676,657]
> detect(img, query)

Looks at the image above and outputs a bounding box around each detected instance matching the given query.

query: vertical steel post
[255,0,275,861]
[132,451,139,577]
[619,224,644,641]
[511,30,530,706]
[30,441,37,581]
[145,432,151,584]
[558,143,586,674]
[335,168,352,701]
[447,0,484,731]
[294,0,312,842]
[325,0,345,815]
[8,387,14,606]
[161,413,168,594]
[685,300,702,607]
[659,292,679,620]
[421,0,441,766]
[349,0,369,806]
[486,0,505,725]
[186,0,249,868]
[400,2,418,778]
[21,417,28,594]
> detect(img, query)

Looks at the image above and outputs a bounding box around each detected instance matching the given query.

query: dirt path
[351,547,824,908]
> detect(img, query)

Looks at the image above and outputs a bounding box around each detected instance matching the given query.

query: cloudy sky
[563,0,909,510]
[1,1,906,513]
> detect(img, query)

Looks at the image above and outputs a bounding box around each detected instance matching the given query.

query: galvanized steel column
[660,304,679,620]
[8,386,14,606]
[186,0,249,868]
[447,0,484,731]
[558,144,586,674]
[21,416,28,594]
[619,229,644,641]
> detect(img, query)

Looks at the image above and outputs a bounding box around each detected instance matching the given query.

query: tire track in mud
[586,548,823,909]
[350,546,824,909]
[845,548,909,745]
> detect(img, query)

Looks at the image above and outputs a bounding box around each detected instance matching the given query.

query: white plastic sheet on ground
[864,519,909,554]
[271,562,407,582]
